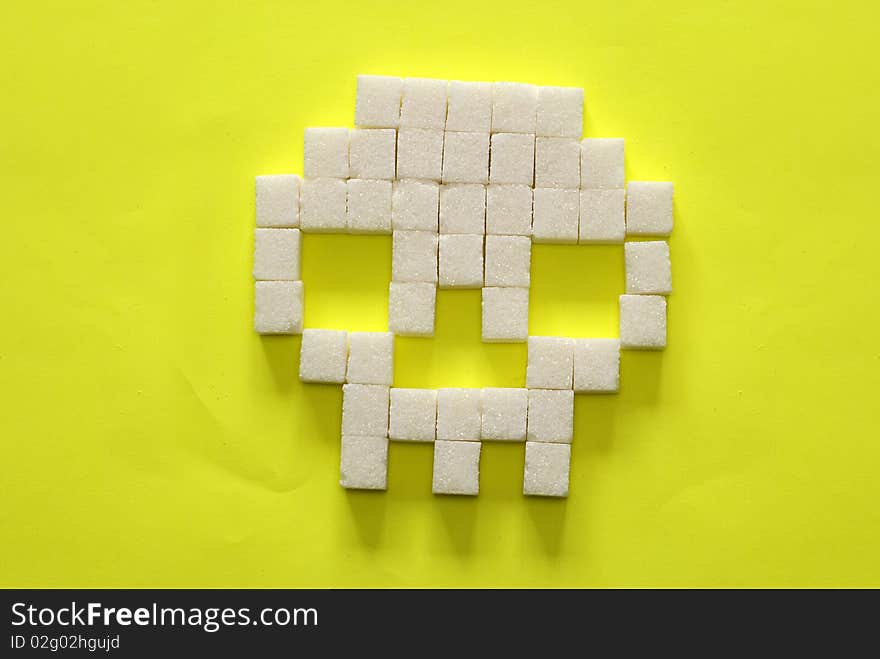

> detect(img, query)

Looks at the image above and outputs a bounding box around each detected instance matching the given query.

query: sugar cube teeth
[432,440,481,496]
[523,441,571,497]
[340,435,389,490]
[481,388,528,441]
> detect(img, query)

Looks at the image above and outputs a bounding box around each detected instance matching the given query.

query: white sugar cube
[484,235,530,287]
[397,128,444,181]
[400,78,448,129]
[299,329,348,383]
[626,181,674,236]
[491,82,537,134]
[536,86,584,138]
[254,281,303,334]
[341,384,390,436]
[486,185,532,236]
[349,128,396,180]
[439,183,486,234]
[355,75,402,128]
[439,234,484,288]
[625,241,672,295]
[388,281,436,337]
[573,338,620,393]
[442,132,489,184]
[489,133,535,185]
[340,435,388,490]
[481,287,529,342]
[346,331,394,385]
[253,228,300,280]
[392,180,439,232]
[581,138,624,189]
[346,179,392,234]
[527,389,574,443]
[389,388,437,442]
[303,127,349,179]
[446,81,492,132]
[481,387,528,441]
[534,137,580,188]
[579,188,625,243]
[532,188,579,243]
[619,294,667,349]
[392,230,438,283]
[436,388,482,441]
[432,440,481,496]
[523,441,570,497]
[300,178,347,232]
[526,336,574,389]
[256,175,300,228]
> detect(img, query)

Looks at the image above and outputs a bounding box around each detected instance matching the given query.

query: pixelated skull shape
[252,76,673,498]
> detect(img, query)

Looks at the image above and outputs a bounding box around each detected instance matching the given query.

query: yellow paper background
[1,1,879,587]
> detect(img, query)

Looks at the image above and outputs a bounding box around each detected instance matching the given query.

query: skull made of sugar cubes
[252,76,673,498]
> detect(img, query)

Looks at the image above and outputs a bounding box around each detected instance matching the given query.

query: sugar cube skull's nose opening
[395,289,526,389]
